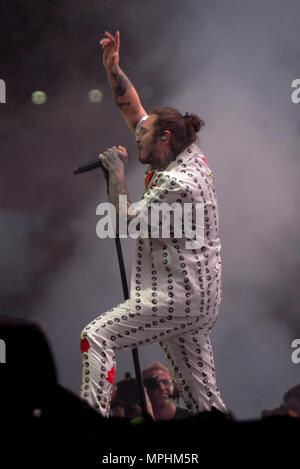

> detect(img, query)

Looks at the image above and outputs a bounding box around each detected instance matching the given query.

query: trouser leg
[160,329,227,415]
[80,300,206,417]
[80,300,130,417]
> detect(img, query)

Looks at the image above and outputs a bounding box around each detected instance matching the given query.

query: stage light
[31,90,47,105]
[88,89,103,103]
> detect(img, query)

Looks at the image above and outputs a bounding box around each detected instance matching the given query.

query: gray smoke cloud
[164,0,300,418]
[2,0,299,420]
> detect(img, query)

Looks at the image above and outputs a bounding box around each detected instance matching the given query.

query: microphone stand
[74,163,148,418]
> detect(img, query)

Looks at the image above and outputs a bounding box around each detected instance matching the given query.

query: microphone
[73,158,106,175]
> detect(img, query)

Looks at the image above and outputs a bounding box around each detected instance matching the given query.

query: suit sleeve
[129,173,191,216]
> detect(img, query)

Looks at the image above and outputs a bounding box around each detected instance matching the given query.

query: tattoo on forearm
[109,172,133,231]
[109,172,131,209]
[112,67,133,99]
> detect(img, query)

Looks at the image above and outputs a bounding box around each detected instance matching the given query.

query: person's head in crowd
[142,361,181,420]
[110,383,126,418]
[283,384,300,417]
[110,373,141,419]
[261,383,300,418]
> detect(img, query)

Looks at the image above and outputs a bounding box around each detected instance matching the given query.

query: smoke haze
[1,0,299,419]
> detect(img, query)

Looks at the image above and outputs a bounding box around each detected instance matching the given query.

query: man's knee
[80,327,88,341]
[80,321,94,340]
[80,326,93,355]
[80,320,102,349]
[80,318,110,351]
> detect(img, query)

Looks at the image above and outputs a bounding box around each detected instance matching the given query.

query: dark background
[0,0,299,419]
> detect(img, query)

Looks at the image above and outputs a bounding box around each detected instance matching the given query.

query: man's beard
[139,148,156,166]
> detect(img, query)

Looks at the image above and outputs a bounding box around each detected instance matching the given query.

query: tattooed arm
[99,146,136,231]
[100,31,147,135]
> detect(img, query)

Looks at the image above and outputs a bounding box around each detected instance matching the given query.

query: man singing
[80,30,227,417]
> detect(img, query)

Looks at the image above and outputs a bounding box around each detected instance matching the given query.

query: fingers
[104,30,115,42]
[118,145,128,156]
[100,146,126,156]
[100,30,119,49]
[98,153,105,167]
[100,38,108,46]
[105,31,115,45]
[99,149,110,159]
[100,38,112,50]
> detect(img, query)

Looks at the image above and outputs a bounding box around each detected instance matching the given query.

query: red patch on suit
[80,337,91,353]
[145,170,156,189]
[106,366,116,384]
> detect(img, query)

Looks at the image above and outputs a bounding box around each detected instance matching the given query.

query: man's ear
[161,130,171,142]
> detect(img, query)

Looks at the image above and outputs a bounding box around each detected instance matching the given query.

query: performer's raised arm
[100,30,147,135]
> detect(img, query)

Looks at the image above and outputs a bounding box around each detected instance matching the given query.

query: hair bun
[183,112,205,133]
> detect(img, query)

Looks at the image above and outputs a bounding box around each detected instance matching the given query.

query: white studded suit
[80,141,227,417]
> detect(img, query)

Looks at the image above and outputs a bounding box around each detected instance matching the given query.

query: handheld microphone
[73,158,106,175]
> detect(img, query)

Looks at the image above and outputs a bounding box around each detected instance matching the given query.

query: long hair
[150,106,205,156]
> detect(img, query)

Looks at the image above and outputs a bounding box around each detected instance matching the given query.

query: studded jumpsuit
[80,139,227,417]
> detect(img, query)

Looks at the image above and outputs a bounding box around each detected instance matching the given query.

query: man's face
[136,114,161,166]
[147,369,174,406]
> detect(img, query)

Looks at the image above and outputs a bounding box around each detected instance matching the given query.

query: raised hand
[100,30,120,71]
[99,29,146,136]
